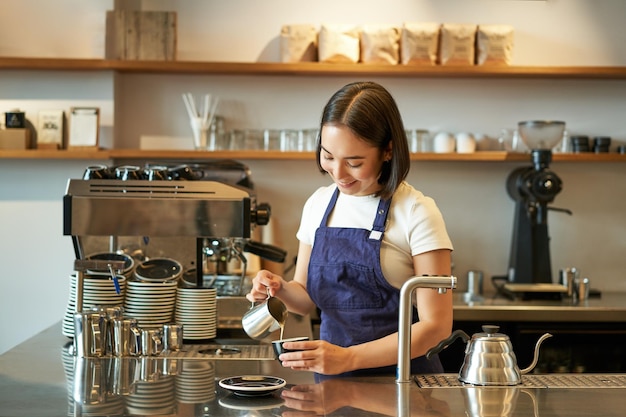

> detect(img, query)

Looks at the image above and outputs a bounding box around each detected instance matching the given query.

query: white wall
[1,0,626,354]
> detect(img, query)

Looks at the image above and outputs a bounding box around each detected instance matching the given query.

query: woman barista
[247,81,453,377]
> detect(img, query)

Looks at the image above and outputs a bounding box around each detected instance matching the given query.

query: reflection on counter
[280,378,451,416]
[2,323,625,417]
[65,340,456,417]
[66,345,216,416]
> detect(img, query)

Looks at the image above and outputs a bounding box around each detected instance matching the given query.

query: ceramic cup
[433,132,456,153]
[272,336,309,359]
[456,132,476,153]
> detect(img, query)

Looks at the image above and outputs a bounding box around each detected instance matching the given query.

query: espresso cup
[83,165,111,180]
[146,166,169,181]
[272,336,309,359]
[115,165,142,181]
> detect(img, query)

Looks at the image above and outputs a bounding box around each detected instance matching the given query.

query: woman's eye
[347,162,362,168]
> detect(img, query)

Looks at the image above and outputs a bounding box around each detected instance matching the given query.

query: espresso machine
[501,121,571,299]
[64,160,285,290]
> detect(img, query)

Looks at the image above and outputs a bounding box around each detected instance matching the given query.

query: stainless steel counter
[453,291,626,322]
[2,323,626,416]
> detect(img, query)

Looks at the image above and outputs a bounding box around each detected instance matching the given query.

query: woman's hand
[277,339,355,375]
[280,380,350,416]
[246,269,284,302]
[280,379,451,417]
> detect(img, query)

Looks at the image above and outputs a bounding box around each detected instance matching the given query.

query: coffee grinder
[502,121,572,298]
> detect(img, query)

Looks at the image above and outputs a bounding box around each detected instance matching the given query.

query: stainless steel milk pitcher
[112,317,140,356]
[242,289,287,340]
[140,328,164,356]
[74,311,108,357]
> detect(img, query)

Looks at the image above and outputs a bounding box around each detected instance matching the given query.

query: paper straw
[182,94,196,119]
[185,92,198,117]
[206,97,220,129]
[201,94,210,122]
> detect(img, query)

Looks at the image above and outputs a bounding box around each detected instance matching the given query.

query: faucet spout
[396,275,456,383]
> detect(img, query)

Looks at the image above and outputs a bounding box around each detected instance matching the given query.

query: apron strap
[320,187,340,227]
[369,197,391,240]
[321,187,392,241]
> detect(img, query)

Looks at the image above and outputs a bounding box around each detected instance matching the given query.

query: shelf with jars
[2,57,626,162]
[1,148,625,162]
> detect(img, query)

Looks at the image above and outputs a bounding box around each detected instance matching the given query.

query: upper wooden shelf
[2,57,626,79]
[1,149,624,162]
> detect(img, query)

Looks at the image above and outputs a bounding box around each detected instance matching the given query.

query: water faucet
[396,275,457,383]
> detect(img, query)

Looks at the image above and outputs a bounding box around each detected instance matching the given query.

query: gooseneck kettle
[426,325,552,386]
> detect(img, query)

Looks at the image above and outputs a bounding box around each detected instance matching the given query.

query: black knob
[252,203,271,226]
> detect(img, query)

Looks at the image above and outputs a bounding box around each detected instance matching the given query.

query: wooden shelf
[2,57,626,79]
[0,148,111,160]
[2,57,625,164]
[1,148,624,162]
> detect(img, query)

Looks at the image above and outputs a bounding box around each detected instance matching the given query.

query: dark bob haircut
[315,81,410,200]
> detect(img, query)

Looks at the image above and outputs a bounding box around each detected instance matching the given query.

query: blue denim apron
[307,188,443,377]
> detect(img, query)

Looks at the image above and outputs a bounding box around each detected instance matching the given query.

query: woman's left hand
[278,339,354,375]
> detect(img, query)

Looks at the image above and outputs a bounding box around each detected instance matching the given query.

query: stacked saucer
[63,273,126,338]
[175,287,217,340]
[124,280,178,328]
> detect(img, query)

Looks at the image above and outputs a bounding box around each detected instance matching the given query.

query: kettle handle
[425,329,470,360]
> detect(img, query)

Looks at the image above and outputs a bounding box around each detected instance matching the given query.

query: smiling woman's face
[319,124,391,196]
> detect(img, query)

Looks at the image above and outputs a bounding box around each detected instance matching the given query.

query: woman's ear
[384,141,393,161]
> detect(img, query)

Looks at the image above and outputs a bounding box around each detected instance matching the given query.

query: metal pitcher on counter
[111,317,141,357]
[74,311,109,358]
[426,325,552,386]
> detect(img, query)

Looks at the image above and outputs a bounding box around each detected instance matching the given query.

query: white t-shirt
[296,181,453,289]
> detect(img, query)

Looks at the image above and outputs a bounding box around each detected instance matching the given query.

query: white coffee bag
[439,23,477,66]
[360,24,400,65]
[476,24,514,66]
[280,24,318,63]
[400,22,440,65]
[318,24,360,63]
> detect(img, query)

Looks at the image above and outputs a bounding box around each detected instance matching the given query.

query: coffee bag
[400,22,440,65]
[360,24,400,65]
[476,24,514,66]
[319,24,360,63]
[280,24,318,63]
[439,23,477,66]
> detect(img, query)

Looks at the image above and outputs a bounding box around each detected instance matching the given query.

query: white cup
[433,132,456,153]
[456,132,476,153]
